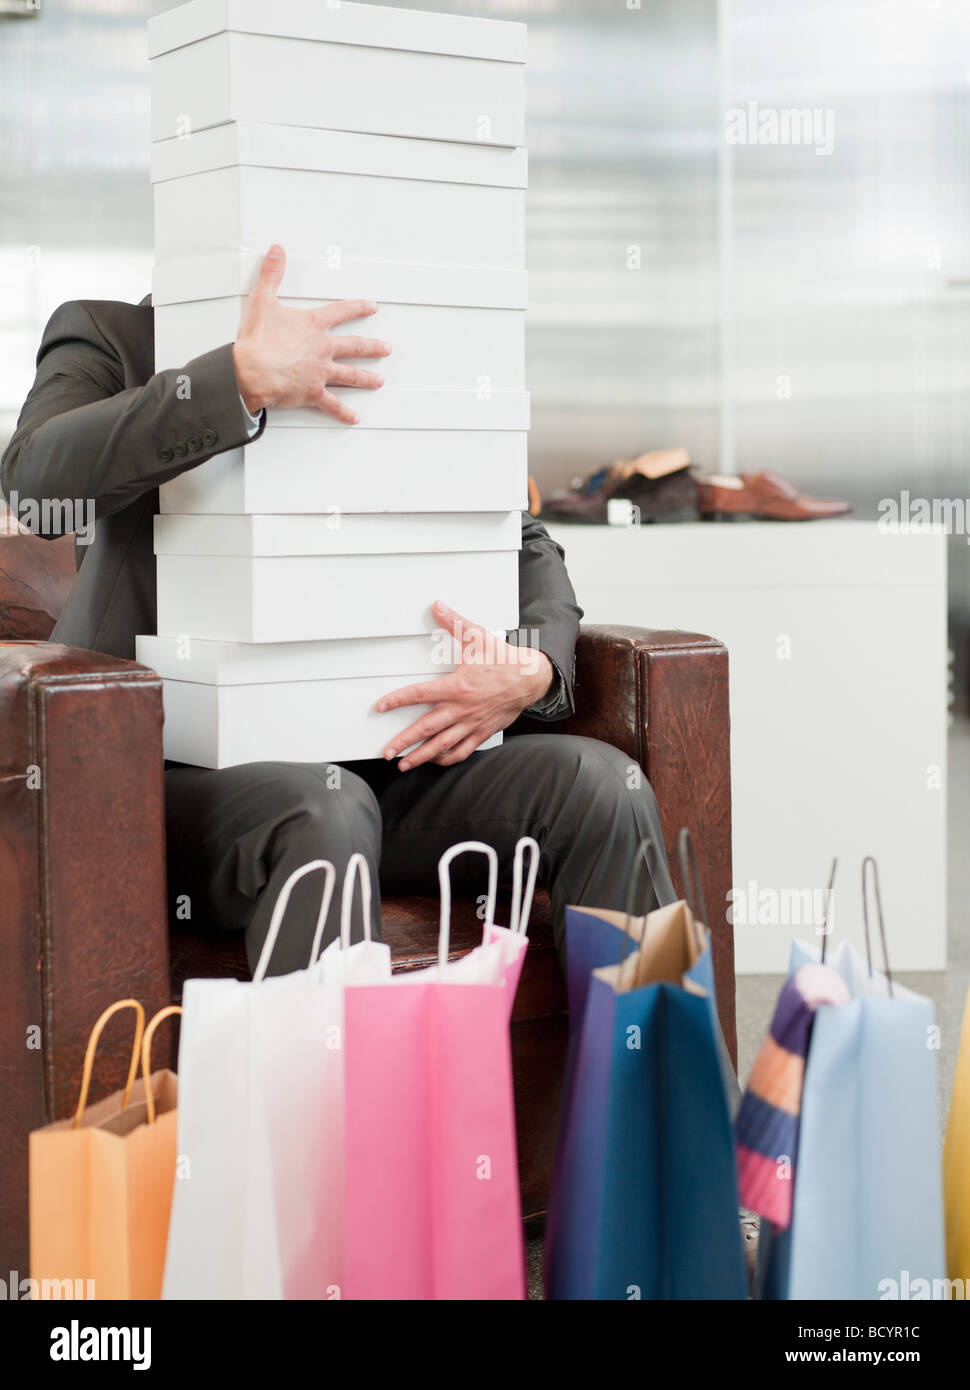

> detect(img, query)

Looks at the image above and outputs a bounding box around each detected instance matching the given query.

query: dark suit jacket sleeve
[509,513,583,718]
[0,299,262,535]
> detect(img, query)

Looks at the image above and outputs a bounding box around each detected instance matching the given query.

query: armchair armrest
[0,641,171,1269]
[511,623,735,1064]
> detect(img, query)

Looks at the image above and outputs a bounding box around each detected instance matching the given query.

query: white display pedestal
[547,520,947,974]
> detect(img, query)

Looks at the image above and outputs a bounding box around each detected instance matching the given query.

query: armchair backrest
[0,502,76,640]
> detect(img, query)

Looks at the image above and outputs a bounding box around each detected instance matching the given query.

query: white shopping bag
[255,854,391,1300]
[163,859,339,1300]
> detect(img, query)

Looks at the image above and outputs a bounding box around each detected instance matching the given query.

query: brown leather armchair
[0,521,735,1271]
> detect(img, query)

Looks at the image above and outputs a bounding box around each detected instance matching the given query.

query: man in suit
[2,245,674,970]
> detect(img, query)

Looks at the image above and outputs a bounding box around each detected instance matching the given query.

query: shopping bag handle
[341,852,374,950]
[509,836,540,936]
[252,859,337,982]
[438,840,498,968]
[618,834,703,969]
[619,832,675,961]
[861,855,894,997]
[819,856,838,964]
[141,1005,182,1126]
[677,827,710,937]
[72,999,146,1130]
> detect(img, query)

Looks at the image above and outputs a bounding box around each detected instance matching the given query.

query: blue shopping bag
[758,860,946,1300]
[544,891,748,1300]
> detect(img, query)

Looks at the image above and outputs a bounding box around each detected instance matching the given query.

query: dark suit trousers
[163,733,676,974]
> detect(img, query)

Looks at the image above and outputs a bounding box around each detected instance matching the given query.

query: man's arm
[1,246,390,534]
[508,512,583,719]
[0,301,263,533]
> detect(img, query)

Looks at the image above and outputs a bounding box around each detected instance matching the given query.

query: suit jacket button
[187,435,202,452]
[174,441,188,458]
[202,428,217,447]
[158,445,174,463]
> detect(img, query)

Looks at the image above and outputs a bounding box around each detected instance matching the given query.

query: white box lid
[148,0,526,64]
[153,511,523,556]
[152,252,527,311]
[267,388,530,430]
[136,630,463,683]
[151,123,527,188]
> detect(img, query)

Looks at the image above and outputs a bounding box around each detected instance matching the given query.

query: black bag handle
[617,834,665,967]
[819,856,837,965]
[678,827,710,939]
[861,855,894,997]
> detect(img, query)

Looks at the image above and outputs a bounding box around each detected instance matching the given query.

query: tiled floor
[527,717,970,1298]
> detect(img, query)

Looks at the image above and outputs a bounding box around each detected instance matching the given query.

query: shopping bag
[544,881,748,1300]
[757,859,946,1300]
[30,999,180,1300]
[944,981,970,1285]
[255,853,392,1300]
[344,840,526,1300]
[163,859,339,1300]
[483,835,539,1013]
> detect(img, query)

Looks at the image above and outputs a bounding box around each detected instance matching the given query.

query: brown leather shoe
[696,469,852,521]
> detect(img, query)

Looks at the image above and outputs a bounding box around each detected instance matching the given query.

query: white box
[151,125,526,268]
[152,249,527,312]
[155,297,524,394]
[243,387,530,432]
[158,426,528,515]
[135,631,502,768]
[154,512,521,642]
[156,553,519,642]
[153,510,523,556]
[148,0,525,146]
[151,122,527,192]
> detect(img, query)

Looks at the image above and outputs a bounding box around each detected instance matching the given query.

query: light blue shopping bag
[758,862,946,1300]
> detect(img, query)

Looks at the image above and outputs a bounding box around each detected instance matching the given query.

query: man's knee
[526,734,655,807]
[248,761,382,849]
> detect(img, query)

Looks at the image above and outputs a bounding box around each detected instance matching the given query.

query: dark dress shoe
[540,449,700,525]
[696,470,852,521]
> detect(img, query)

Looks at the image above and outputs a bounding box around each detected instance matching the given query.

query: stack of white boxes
[136,0,528,768]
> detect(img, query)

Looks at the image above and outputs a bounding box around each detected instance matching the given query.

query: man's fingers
[331,335,392,360]
[317,388,360,425]
[433,732,483,767]
[327,363,385,391]
[399,723,473,772]
[383,705,459,760]
[432,600,489,655]
[251,244,286,306]
[377,674,458,714]
[320,298,380,328]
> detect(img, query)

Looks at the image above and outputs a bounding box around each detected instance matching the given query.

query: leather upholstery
[0,641,172,1268]
[0,508,76,640]
[0,536,735,1262]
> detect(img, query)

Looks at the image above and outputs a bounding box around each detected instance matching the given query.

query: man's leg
[375,733,675,953]
[164,760,383,975]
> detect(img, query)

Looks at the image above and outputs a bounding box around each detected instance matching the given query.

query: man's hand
[377,600,555,771]
[232,245,391,425]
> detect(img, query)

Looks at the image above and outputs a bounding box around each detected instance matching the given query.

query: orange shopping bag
[29,1000,180,1300]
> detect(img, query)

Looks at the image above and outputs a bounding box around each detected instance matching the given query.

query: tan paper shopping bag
[30,1000,181,1300]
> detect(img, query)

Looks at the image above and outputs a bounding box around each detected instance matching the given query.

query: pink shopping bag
[344,841,526,1300]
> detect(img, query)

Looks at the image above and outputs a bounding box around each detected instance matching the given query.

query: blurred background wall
[2,0,970,666]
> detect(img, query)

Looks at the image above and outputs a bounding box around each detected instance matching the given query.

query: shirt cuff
[240,396,264,438]
[524,661,570,719]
